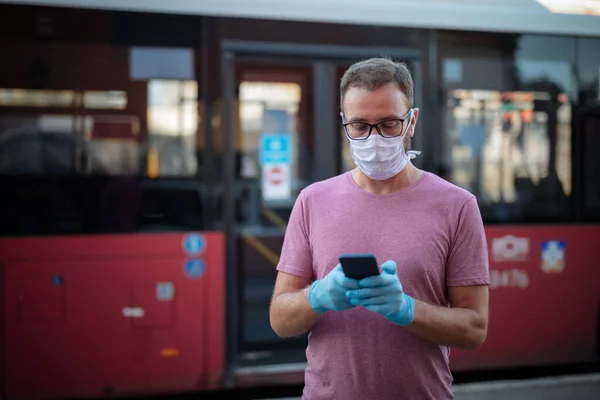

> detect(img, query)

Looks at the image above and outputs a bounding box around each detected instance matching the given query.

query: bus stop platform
[261,372,600,400]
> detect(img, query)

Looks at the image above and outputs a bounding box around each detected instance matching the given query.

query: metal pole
[426,29,440,172]
[221,49,239,387]
[200,17,216,229]
[313,61,337,180]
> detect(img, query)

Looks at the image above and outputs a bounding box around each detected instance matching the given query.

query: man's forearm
[405,299,487,350]
[269,286,322,338]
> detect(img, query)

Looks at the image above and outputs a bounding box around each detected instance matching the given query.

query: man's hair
[340,57,414,110]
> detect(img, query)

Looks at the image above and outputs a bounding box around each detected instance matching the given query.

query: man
[269,57,489,400]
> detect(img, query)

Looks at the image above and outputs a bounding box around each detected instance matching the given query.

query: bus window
[576,37,600,105]
[439,33,576,224]
[147,79,198,178]
[0,112,140,176]
[577,37,600,221]
[445,89,571,223]
[582,110,600,220]
[0,24,211,236]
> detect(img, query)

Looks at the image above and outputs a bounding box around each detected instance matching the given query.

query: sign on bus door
[260,133,292,202]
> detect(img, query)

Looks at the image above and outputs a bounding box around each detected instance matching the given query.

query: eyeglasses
[342,109,413,140]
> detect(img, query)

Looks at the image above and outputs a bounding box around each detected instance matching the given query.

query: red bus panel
[452,225,600,370]
[1,232,225,400]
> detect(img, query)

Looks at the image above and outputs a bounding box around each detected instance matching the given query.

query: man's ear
[409,108,419,137]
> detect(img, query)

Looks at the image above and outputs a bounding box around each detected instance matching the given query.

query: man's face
[342,83,418,149]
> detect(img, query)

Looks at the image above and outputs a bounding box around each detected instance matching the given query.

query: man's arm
[404,196,490,350]
[347,262,489,350]
[269,271,321,338]
[405,285,488,350]
[269,189,319,338]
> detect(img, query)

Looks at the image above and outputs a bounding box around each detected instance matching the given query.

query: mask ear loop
[408,150,421,159]
[402,110,421,160]
[396,109,414,140]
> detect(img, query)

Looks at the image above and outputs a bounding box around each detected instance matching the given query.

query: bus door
[219,41,423,383]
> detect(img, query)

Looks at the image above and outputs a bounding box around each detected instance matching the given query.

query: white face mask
[348,116,420,181]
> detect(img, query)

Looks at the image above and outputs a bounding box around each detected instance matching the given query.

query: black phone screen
[338,253,380,280]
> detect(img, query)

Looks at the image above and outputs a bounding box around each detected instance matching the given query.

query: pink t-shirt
[276,171,490,400]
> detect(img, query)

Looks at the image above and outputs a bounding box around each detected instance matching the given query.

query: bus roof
[1,0,599,37]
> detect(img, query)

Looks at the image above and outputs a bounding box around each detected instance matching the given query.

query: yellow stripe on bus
[261,207,288,229]
[242,235,280,266]
[148,147,159,178]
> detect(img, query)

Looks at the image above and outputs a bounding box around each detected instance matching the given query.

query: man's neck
[351,163,423,195]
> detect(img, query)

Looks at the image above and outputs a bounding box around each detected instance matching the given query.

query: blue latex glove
[308,264,360,313]
[345,260,415,326]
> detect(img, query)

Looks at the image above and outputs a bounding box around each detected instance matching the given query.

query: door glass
[235,64,314,349]
[238,81,302,196]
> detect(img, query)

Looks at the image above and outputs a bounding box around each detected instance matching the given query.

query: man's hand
[309,264,360,313]
[345,260,415,326]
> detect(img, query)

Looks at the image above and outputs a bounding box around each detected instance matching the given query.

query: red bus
[1,1,599,399]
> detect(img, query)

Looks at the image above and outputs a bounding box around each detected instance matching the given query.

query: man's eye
[381,121,399,128]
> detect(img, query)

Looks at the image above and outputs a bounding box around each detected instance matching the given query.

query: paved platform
[453,373,600,400]
[261,373,600,400]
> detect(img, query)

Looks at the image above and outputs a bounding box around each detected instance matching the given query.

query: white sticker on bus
[489,269,529,289]
[491,235,530,262]
[122,307,145,318]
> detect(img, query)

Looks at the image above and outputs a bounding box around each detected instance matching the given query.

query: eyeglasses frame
[341,109,413,141]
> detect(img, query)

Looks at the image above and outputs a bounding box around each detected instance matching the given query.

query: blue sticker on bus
[182,232,206,256]
[184,258,205,280]
[541,240,566,274]
[156,282,174,301]
[259,133,291,166]
[51,275,63,287]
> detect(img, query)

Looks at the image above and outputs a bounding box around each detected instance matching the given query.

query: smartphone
[338,253,380,280]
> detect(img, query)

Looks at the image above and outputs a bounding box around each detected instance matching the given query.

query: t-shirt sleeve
[276,190,314,280]
[446,196,490,287]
